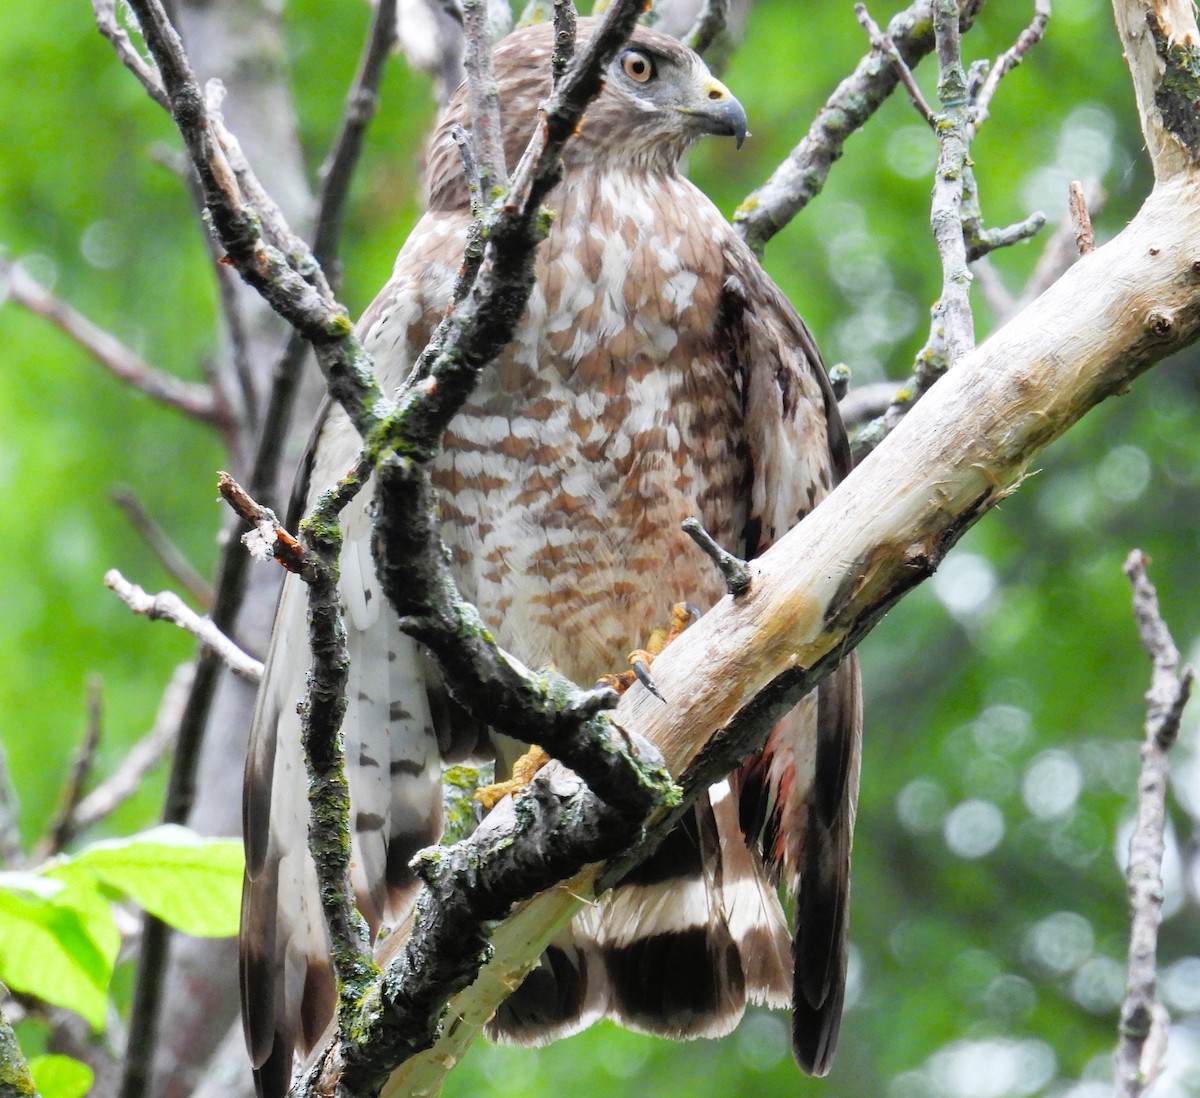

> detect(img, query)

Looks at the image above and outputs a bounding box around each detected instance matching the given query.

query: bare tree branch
[42,675,105,856]
[971,0,1050,127]
[854,3,936,122]
[1069,179,1096,254]
[112,489,215,609]
[312,0,399,273]
[70,664,193,836]
[685,0,729,55]
[93,0,168,109]
[105,570,264,682]
[1116,550,1194,1097]
[462,0,507,190]
[0,1004,38,1098]
[1,255,228,428]
[734,0,983,253]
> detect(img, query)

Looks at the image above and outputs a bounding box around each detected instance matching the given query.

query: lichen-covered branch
[462,0,507,190]
[853,0,1051,459]
[734,0,983,253]
[0,1003,38,1098]
[381,170,1200,1098]
[1115,551,1194,1097]
[685,0,729,55]
[121,0,383,434]
[1113,0,1200,181]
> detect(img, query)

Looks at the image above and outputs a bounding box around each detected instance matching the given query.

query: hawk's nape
[240,17,862,1096]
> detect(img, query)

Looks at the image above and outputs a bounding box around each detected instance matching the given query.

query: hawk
[241,18,862,1097]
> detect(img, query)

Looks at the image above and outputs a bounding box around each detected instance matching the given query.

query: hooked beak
[678,75,750,149]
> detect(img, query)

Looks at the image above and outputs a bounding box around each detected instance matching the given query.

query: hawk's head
[428,19,749,209]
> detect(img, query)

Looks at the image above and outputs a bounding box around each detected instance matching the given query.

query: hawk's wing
[239,205,471,1098]
[721,235,864,1077]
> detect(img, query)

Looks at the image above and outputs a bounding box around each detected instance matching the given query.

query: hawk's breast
[430,169,748,683]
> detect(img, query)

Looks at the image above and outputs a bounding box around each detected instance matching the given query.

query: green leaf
[29,1055,94,1098]
[0,877,111,1029]
[52,825,243,938]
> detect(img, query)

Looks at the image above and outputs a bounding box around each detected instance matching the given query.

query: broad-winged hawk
[241,18,862,1097]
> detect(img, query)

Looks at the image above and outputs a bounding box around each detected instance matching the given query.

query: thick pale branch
[381,175,1200,1098]
[1113,0,1200,181]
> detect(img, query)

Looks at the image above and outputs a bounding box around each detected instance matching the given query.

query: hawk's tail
[486,778,789,1045]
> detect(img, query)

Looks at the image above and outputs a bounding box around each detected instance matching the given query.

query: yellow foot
[474,745,551,810]
[596,602,698,697]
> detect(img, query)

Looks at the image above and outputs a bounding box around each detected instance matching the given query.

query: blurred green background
[2,0,1199,1095]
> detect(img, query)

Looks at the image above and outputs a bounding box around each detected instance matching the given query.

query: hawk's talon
[630,654,666,703]
[595,603,699,703]
[474,745,551,810]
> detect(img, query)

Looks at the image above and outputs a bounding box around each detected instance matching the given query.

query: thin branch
[112,489,215,608]
[92,0,168,109]
[213,262,257,432]
[926,0,974,363]
[104,569,264,682]
[735,0,983,254]
[312,0,399,273]
[43,676,105,856]
[462,0,507,191]
[552,0,577,84]
[1069,179,1096,254]
[1116,550,1194,1096]
[685,0,729,55]
[120,0,382,436]
[69,664,192,835]
[217,471,311,576]
[965,209,1047,262]
[971,256,1017,320]
[972,0,1051,128]
[682,517,752,596]
[854,3,935,123]
[1,255,228,428]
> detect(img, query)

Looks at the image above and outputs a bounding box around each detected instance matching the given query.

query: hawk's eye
[620,50,655,84]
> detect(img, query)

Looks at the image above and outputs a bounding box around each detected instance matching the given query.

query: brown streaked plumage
[240,18,862,1096]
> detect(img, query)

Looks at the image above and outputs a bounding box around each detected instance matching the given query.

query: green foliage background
[2,0,1198,1095]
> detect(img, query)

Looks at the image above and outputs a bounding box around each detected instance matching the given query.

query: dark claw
[632,659,666,703]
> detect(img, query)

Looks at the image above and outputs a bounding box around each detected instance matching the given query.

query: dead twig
[2,255,228,428]
[104,569,264,682]
[112,489,215,609]
[69,664,193,836]
[43,675,106,856]
[1069,180,1096,254]
[1116,550,1194,1097]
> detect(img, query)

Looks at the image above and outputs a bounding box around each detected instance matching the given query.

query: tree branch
[1115,550,1194,1096]
[685,0,729,55]
[42,675,105,856]
[1,255,229,429]
[312,0,399,274]
[375,171,1200,1098]
[734,0,982,253]
[112,488,215,609]
[104,570,264,682]
[69,663,192,836]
